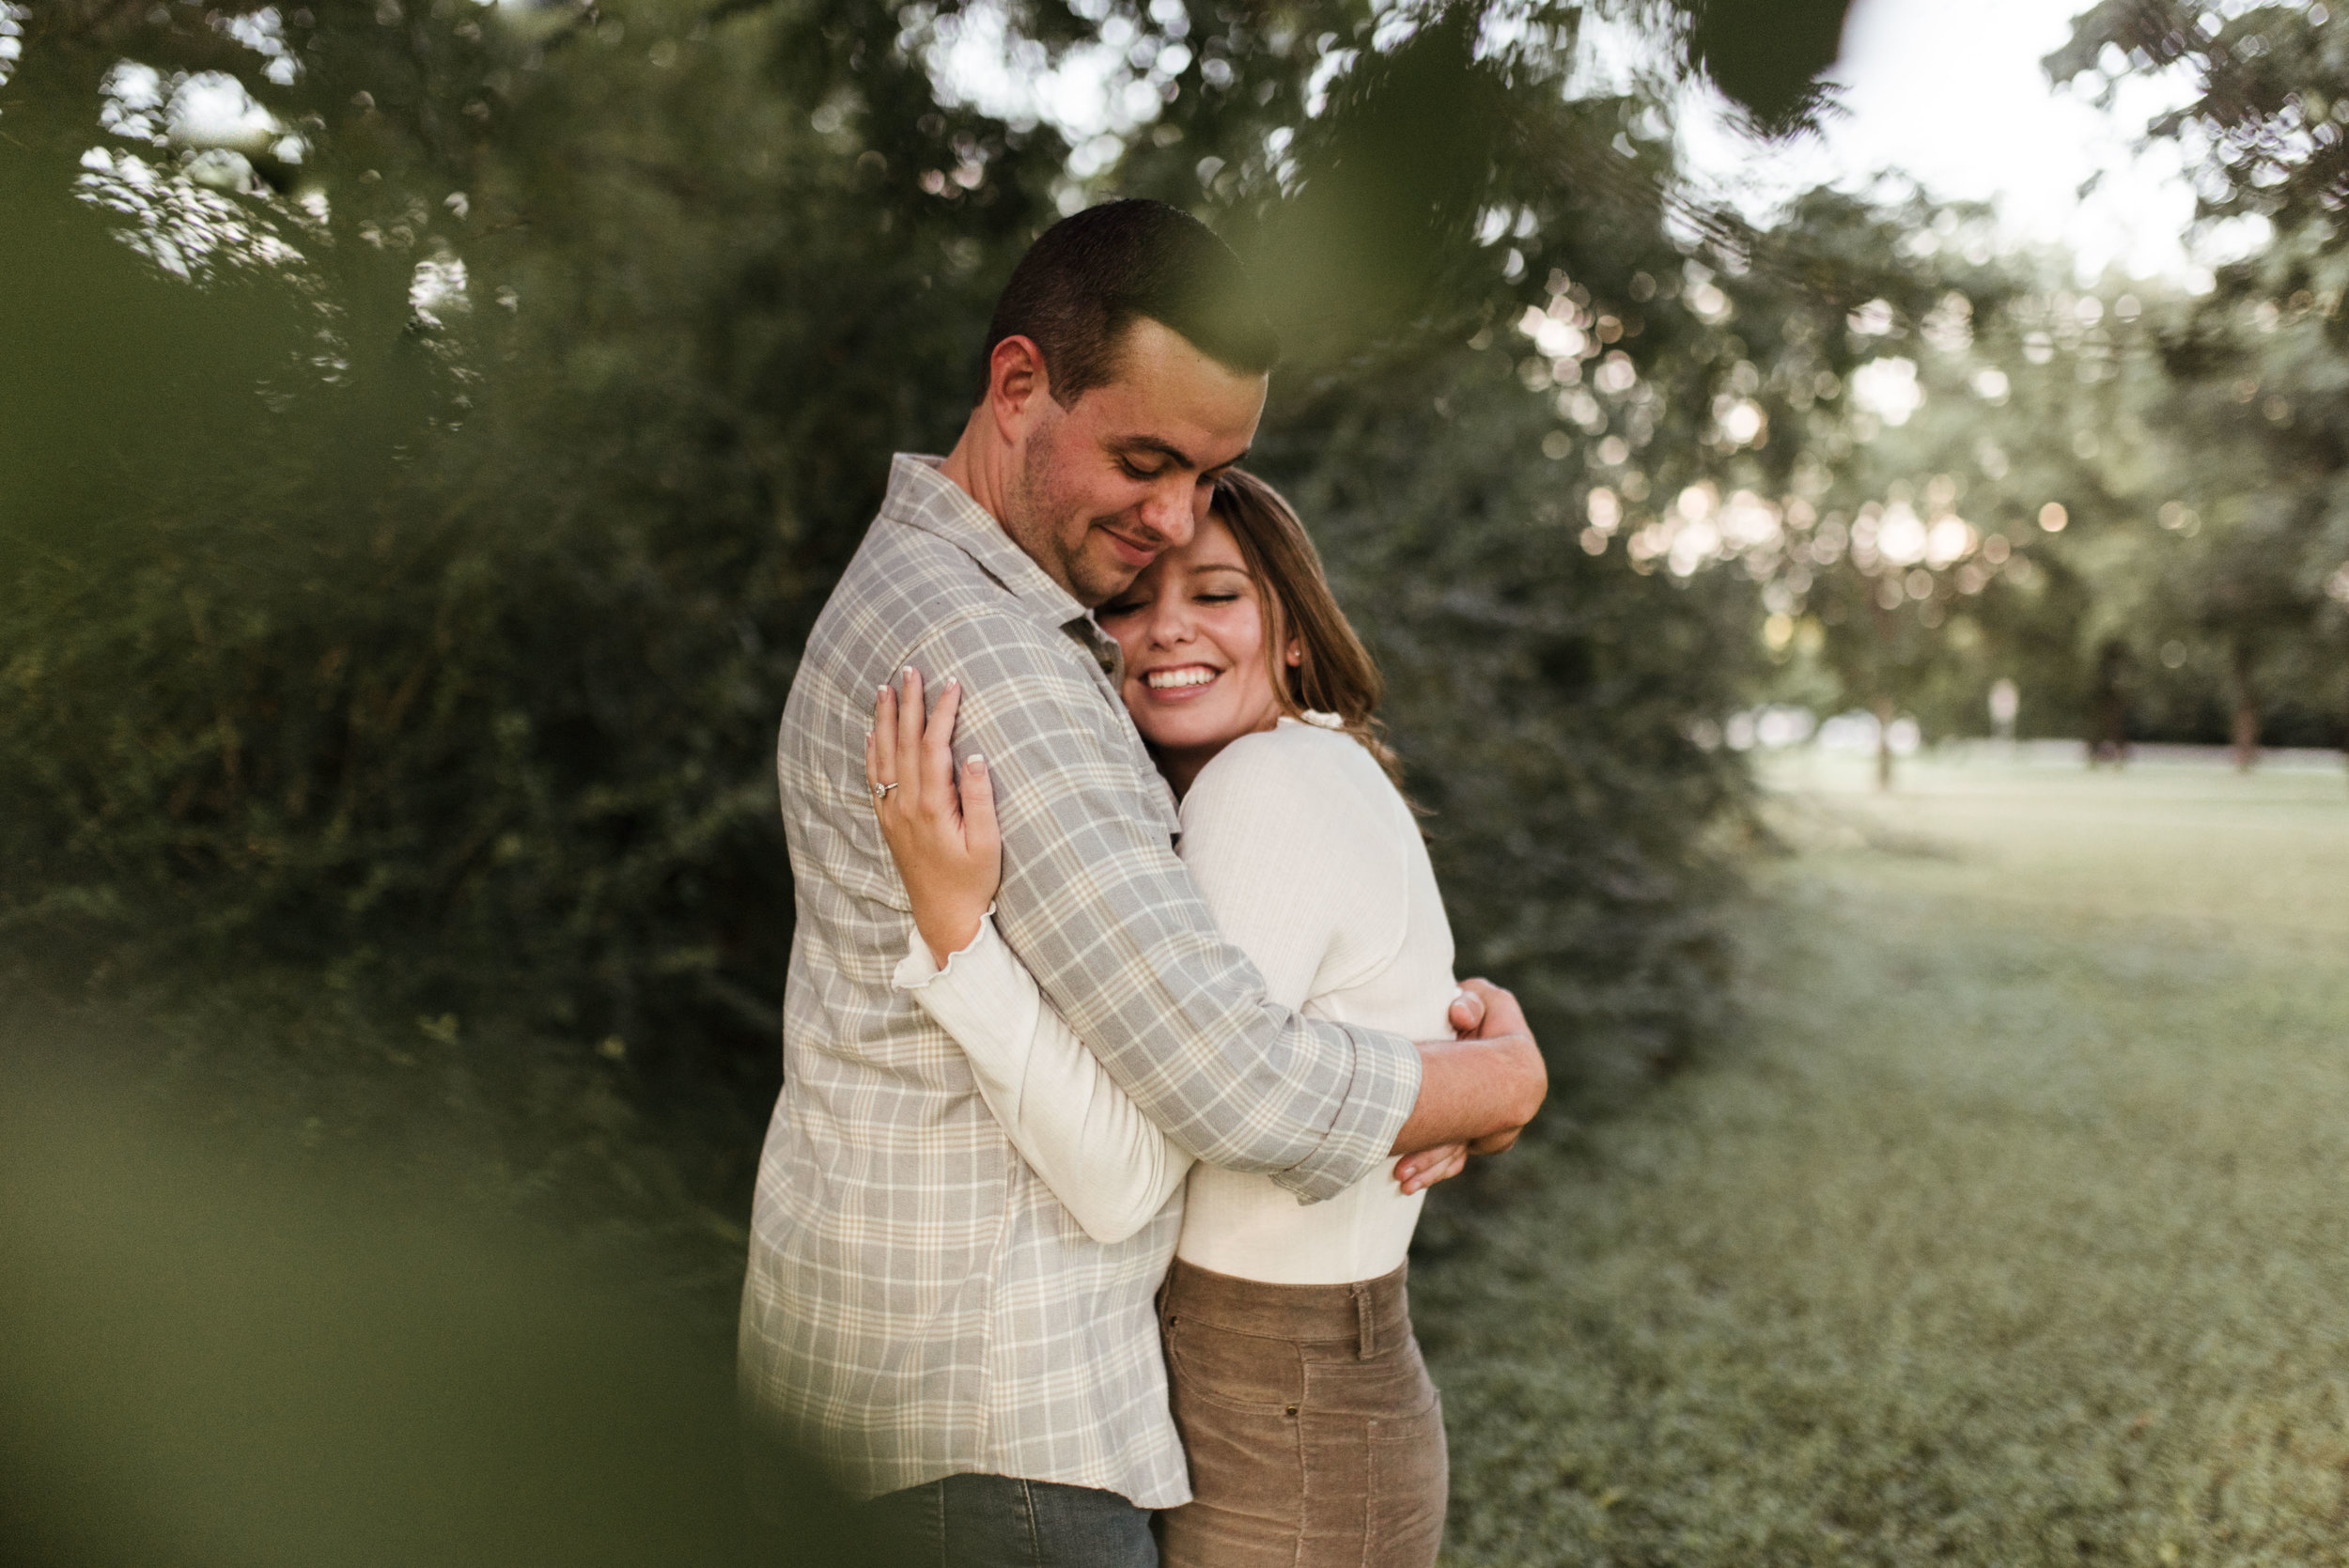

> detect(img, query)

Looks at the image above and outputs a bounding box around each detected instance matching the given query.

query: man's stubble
[1004,417,1133,611]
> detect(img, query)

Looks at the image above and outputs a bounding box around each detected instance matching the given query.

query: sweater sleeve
[894,917,1191,1245]
[891,726,1411,1243]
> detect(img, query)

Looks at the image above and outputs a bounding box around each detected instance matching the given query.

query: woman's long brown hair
[1207,470,1408,791]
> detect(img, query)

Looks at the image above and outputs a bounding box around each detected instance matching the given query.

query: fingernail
[967,754,986,770]
[944,676,958,688]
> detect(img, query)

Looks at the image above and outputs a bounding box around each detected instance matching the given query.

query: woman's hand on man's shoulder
[868,666,1003,968]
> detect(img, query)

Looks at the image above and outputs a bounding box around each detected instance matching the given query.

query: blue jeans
[864,1472,1158,1568]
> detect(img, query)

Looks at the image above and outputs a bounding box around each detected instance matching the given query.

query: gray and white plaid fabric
[739,455,1422,1507]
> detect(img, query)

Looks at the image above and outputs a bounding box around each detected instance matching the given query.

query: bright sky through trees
[937,0,2216,285]
[1678,0,2212,286]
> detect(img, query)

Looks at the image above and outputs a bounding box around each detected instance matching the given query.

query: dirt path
[1421,754,2349,1565]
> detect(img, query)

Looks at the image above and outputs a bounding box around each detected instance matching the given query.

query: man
[739,199,1538,1564]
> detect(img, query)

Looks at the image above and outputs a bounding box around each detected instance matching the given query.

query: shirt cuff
[890,911,999,991]
[1277,1022,1423,1204]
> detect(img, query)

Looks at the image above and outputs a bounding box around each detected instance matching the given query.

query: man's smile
[1095,523,1165,569]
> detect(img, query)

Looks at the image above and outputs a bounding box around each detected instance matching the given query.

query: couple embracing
[739,198,1548,1567]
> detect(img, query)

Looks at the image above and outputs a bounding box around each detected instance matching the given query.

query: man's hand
[1392,1141,1468,1194]
[1456,978,1537,1156]
[1393,986,1501,1192]
[1388,977,1547,1173]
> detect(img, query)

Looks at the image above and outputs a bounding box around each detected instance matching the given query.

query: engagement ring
[871,781,897,800]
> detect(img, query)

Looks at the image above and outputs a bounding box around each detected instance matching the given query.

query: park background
[7,0,2349,1561]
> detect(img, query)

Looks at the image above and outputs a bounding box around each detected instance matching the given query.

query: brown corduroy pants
[1155,1258,1447,1568]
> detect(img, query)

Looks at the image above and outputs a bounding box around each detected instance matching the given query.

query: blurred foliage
[1742,207,2173,771]
[2039,0,2349,755]
[14,0,2345,1270]
[16,0,2349,1545]
[0,1021,902,1567]
[0,0,1872,1148]
[24,0,2349,1547]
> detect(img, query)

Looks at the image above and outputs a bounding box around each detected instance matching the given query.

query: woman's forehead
[1136,515,1250,587]
[1174,515,1250,571]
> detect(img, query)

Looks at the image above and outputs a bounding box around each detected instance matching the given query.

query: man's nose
[1139,477,1197,549]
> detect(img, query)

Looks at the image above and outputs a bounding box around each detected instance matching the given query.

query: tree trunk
[1874,694,1895,792]
[2230,641,2259,773]
[2088,640,2129,768]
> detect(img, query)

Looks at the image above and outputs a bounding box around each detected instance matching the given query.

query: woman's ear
[1284,639,1302,667]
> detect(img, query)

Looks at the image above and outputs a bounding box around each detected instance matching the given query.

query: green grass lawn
[1419,750,2349,1566]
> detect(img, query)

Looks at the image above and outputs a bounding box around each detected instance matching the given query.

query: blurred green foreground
[1420,755,2349,1564]
[0,1039,890,1568]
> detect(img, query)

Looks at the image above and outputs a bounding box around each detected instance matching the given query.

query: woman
[862,471,1544,1567]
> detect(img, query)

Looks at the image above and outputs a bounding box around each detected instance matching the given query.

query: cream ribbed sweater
[893,718,1459,1285]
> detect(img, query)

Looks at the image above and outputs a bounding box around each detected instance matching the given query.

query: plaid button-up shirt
[738,455,1422,1507]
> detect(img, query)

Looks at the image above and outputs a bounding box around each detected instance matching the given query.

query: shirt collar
[882,454,1126,682]
[883,455,1093,630]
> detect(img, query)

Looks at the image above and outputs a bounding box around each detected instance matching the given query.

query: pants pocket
[1364,1391,1447,1568]
[1159,1394,1303,1568]
[1161,1316,1301,1414]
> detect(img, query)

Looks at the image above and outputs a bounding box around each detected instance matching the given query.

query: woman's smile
[1141,662,1222,697]
[1097,514,1295,795]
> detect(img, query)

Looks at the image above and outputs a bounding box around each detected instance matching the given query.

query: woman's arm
[893,918,1190,1244]
[869,671,1190,1245]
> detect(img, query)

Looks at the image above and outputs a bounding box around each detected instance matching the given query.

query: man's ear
[985,335,1052,444]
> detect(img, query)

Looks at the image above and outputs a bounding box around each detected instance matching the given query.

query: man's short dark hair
[980,199,1280,407]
